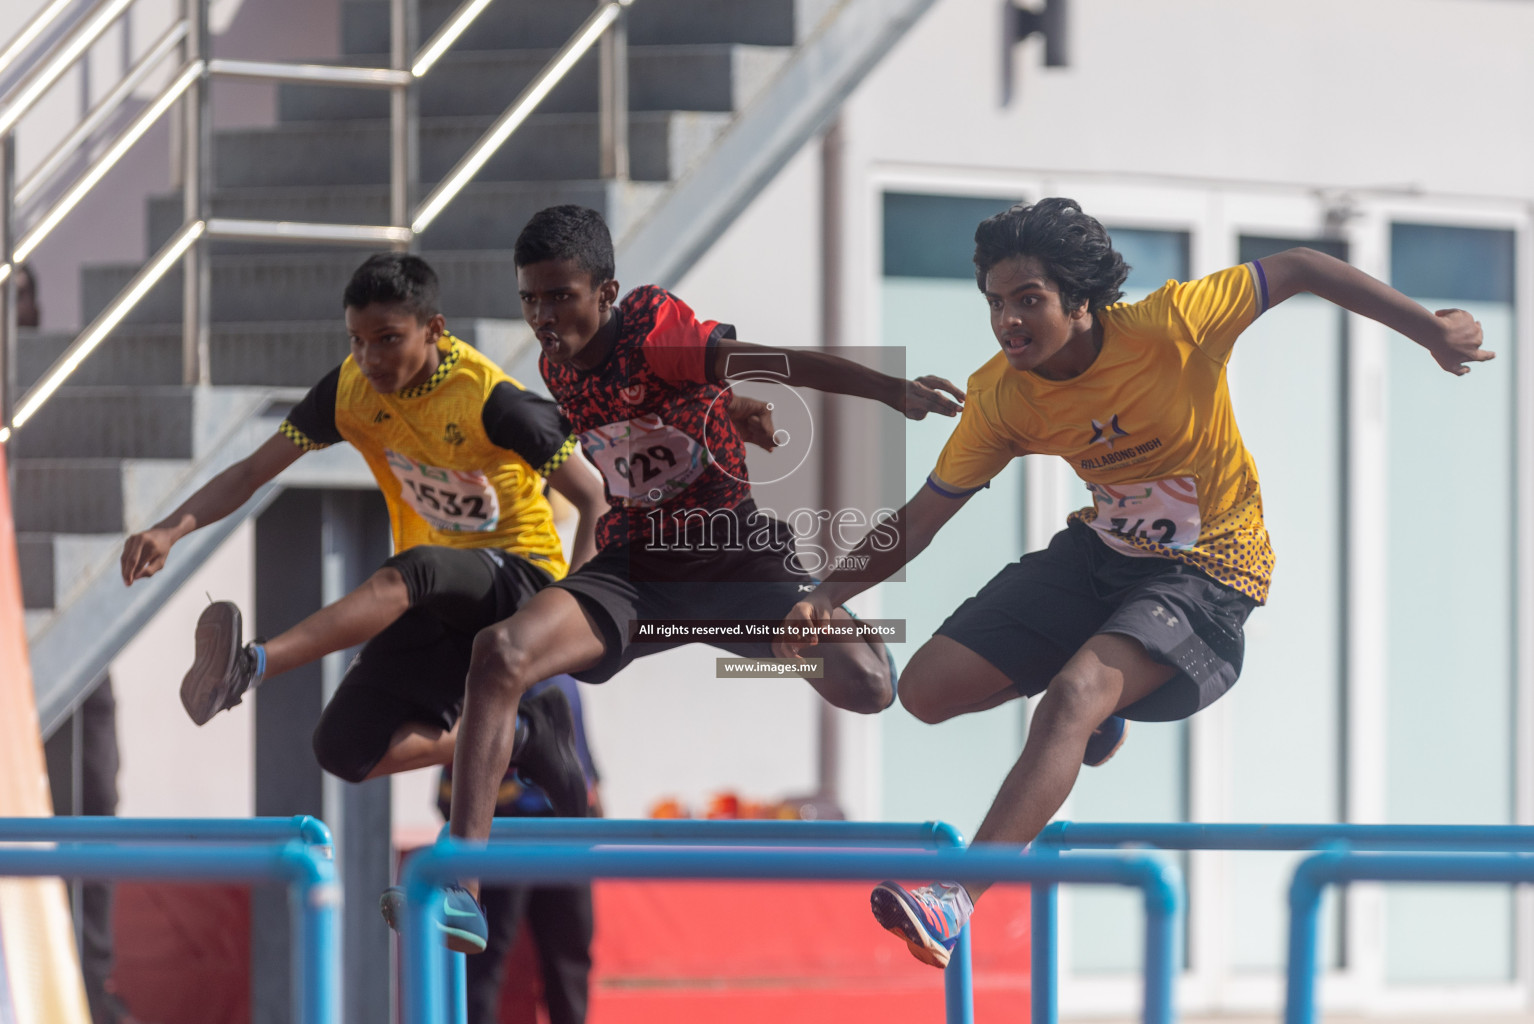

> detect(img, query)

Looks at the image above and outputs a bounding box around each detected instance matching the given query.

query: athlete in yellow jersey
[777,198,1493,968]
[121,254,606,813]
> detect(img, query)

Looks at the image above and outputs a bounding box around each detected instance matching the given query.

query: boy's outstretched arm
[545,451,605,570]
[120,433,303,585]
[1260,247,1493,375]
[773,483,972,660]
[708,338,965,420]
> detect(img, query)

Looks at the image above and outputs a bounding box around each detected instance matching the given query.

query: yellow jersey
[279,334,578,579]
[930,263,1275,603]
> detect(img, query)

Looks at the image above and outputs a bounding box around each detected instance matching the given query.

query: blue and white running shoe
[380,883,488,954]
[870,880,971,969]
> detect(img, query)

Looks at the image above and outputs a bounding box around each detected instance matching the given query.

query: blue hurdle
[399,842,1183,1024]
[0,840,337,1024]
[1286,850,1534,1024]
[1028,821,1534,1024]
[0,814,333,848]
[480,818,973,1022]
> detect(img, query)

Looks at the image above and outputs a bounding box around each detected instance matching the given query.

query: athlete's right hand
[121,528,175,585]
[774,592,836,660]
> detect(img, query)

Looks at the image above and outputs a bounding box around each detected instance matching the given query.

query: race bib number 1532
[386,450,501,533]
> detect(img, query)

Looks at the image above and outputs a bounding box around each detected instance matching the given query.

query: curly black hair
[514,205,616,285]
[343,252,440,321]
[973,197,1129,313]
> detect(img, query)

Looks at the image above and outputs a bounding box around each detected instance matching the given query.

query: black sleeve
[278,364,344,451]
[482,381,577,474]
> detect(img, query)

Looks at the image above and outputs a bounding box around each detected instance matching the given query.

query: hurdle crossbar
[399,841,1182,1024]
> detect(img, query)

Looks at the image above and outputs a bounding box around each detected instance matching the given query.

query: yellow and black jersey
[930,263,1275,603]
[279,333,578,578]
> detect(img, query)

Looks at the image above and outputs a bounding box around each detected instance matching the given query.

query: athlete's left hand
[728,394,779,451]
[1424,308,1494,376]
[902,375,965,420]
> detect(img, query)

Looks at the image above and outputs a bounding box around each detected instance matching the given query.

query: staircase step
[14,459,188,534]
[83,250,548,325]
[7,387,261,460]
[279,45,785,123]
[341,0,833,55]
[146,179,666,254]
[19,319,530,389]
[17,533,122,611]
[213,110,729,188]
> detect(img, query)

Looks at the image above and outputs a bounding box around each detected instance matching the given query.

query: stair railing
[0,0,634,447]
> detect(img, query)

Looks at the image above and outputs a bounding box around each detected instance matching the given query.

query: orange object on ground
[0,445,92,1024]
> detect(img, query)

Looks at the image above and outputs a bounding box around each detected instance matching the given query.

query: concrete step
[14,458,189,534]
[18,318,531,389]
[83,250,536,325]
[17,324,349,390]
[7,387,262,460]
[17,533,121,611]
[145,179,666,254]
[341,0,835,55]
[278,45,787,122]
[213,110,729,188]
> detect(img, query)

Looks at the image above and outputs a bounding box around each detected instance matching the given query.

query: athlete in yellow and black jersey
[280,331,577,577]
[777,199,1492,970]
[122,253,606,811]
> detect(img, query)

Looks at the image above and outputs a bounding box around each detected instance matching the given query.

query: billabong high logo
[1089,414,1130,450]
[443,422,466,446]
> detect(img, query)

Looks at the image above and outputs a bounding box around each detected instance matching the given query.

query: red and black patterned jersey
[540,285,749,549]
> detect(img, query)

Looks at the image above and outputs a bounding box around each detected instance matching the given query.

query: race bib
[580,415,711,507]
[386,450,501,533]
[1085,476,1200,554]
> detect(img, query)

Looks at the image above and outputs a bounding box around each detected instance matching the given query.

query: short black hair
[343,252,440,321]
[513,205,615,284]
[973,197,1129,313]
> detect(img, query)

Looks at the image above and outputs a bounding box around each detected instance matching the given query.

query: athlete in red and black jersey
[539,281,750,551]
[428,206,963,928]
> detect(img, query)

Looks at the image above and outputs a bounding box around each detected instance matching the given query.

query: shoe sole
[870,884,951,969]
[1084,719,1129,768]
[180,603,241,726]
[379,889,488,955]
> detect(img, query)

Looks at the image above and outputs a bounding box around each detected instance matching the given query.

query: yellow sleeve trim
[537,435,578,477]
[278,419,330,452]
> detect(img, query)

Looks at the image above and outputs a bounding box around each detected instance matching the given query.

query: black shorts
[551,500,813,684]
[311,545,553,782]
[936,520,1258,722]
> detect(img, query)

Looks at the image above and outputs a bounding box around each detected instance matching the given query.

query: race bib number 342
[1086,476,1200,554]
[387,450,501,533]
[581,415,710,507]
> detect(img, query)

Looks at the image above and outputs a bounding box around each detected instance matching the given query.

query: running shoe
[513,686,588,818]
[870,880,970,969]
[180,601,262,726]
[380,883,488,954]
[1083,714,1128,767]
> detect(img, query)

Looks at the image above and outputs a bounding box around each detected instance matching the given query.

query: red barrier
[0,445,91,1023]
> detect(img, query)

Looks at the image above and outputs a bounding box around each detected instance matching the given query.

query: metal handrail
[15,19,188,208]
[0,0,636,444]
[412,0,633,233]
[0,0,85,85]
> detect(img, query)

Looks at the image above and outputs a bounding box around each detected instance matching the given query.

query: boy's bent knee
[825,660,893,715]
[1036,668,1115,730]
[466,627,538,697]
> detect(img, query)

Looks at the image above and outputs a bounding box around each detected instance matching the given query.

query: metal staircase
[7,0,939,735]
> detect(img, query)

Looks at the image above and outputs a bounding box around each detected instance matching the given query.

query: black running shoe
[514,687,588,818]
[180,601,261,726]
